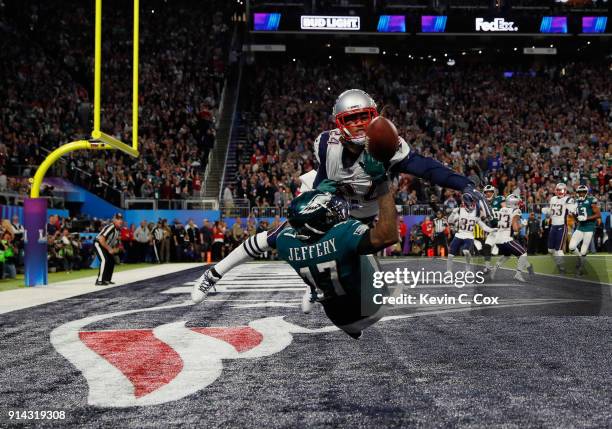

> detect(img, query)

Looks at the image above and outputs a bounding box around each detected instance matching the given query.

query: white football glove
[541,207,550,216]
[577,215,587,222]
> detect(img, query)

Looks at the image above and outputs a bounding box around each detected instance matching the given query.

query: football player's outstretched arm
[357,188,399,254]
[512,214,522,234]
[476,218,495,234]
[391,150,493,219]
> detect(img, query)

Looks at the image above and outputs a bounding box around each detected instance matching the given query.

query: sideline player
[490,194,534,282]
[569,185,601,275]
[192,89,493,299]
[447,194,496,273]
[541,183,574,273]
[482,185,505,273]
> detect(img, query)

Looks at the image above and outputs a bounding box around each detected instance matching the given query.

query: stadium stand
[224,57,610,216]
[0,0,232,206]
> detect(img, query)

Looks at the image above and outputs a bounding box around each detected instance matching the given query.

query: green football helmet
[483,184,496,201]
[287,190,350,239]
[576,185,589,200]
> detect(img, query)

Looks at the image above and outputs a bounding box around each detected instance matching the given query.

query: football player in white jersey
[541,183,574,273]
[192,89,494,304]
[490,194,534,283]
[447,194,496,273]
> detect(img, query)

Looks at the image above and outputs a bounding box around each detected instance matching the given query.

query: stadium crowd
[0,213,288,279]
[0,0,232,205]
[2,1,610,214]
[228,58,611,213]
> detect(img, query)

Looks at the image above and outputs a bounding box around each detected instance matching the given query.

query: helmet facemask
[335,108,378,145]
[332,89,378,145]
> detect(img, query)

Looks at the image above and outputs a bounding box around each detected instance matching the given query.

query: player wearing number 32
[447,193,496,273]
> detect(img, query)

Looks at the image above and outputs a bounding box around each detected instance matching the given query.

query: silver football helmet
[332,89,378,145]
[505,194,521,209]
[555,183,567,197]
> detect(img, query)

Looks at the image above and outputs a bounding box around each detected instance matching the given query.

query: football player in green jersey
[569,185,601,275]
[482,185,506,273]
[273,185,399,339]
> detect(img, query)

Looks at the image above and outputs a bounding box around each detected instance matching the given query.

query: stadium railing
[0,192,65,209]
[124,198,219,211]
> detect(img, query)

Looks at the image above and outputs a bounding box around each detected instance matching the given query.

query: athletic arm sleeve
[391,151,471,191]
[312,132,329,188]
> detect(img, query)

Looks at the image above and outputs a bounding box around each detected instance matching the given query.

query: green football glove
[359,153,387,183]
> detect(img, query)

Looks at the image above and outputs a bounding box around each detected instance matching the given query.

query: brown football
[366,116,399,162]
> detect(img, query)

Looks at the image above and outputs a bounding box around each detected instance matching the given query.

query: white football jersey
[496,206,522,243]
[547,195,575,225]
[448,207,492,239]
[314,128,410,218]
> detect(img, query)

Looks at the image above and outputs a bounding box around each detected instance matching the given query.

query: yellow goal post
[30,0,140,198]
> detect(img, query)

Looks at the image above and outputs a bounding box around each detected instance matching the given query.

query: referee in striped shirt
[94,213,123,286]
[433,211,448,256]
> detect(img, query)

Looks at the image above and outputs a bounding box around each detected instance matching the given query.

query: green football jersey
[488,195,506,227]
[576,196,598,232]
[276,219,370,299]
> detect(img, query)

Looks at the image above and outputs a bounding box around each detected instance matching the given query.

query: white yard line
[0,263,202,315]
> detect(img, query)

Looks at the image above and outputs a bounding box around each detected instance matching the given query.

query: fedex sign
[475,17,518,32]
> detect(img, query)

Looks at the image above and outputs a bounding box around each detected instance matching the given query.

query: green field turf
[454,254,612,284]
[0,263,154,292]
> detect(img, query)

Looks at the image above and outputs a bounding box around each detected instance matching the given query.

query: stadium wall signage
[252,12,609,35]
[300,15,360,30]
[475,17,518,32]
